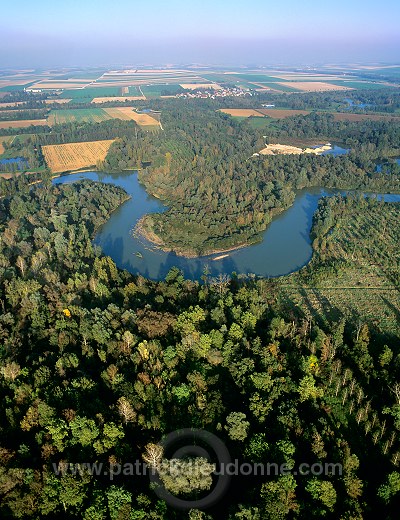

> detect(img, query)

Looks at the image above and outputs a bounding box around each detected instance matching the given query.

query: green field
[47,108,111,125]
[368,67,400,77]
[200,73,301,91]
[0,81,37,92]
[246,117,273,129]
[60,87,123,102]
[126,86,142,96]
[139,84,187,97]
[55,70,107,80]
[326,80,394,90]
[229,73,289,82]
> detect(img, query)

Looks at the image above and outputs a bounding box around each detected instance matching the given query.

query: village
[175,86,254,99]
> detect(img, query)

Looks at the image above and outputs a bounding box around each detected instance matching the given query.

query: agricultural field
[44,99,72,105]
[331,112,400,122]
[47,108,111,125]
[278,81,352,92]
[126,86,143,96]
[102,108,160,127]
[139,84,187,97]
[91,96,145,103]
[59,87,123,101]
[278,198,400,336]
[269,74,349,81]
[219,109,265,117]
[94,71,203,87]
[246,117,273,129]
[254,82,300,92]
[180,83,222,90]
[47,107,161,128]
[0,119,48,129]
[326,80,396,90]
[54,70,107,80]
[200,70,397,91]
[257,108,311,118]
[221,107,400,122]
[42,139,115,173]
[27,80,90,90]
[220,108,311,119]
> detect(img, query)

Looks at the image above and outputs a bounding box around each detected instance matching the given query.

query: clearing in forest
[42,139,115,173]
[257,109,311,118]
[0,135,14,154]
[219,109,265,117]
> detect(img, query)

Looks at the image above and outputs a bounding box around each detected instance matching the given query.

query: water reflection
[54,171,400,281]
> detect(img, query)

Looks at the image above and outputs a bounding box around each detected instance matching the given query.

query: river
[53,171,400,281]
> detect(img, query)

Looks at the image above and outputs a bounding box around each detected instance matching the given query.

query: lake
[53,171,400,281]
[0,157,29,170]
[343,98,373,109]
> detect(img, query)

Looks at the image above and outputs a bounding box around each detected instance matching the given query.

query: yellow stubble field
[219,109,264,117]
[0,120,48,129]
[42,139,115,173]
[44,99,72,105]
[277,81,352,92]
[102,107,160,126]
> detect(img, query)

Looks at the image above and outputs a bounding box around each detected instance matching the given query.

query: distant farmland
[59,87,123,102]
[0,119,48,129]
[326,80,395,90]
[44,99,72,105]
[42,140,115,173]
[91,96,145,103]
[140,84,187,97]
[278,81,352,92]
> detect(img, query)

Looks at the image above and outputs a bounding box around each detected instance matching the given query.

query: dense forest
[0,178,400,519]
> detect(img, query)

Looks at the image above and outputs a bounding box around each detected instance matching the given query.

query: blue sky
[1,0,399,67]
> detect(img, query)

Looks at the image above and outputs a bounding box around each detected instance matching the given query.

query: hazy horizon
[1,0,399,68]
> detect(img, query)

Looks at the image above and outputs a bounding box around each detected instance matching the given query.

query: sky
[1,0,399,68]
